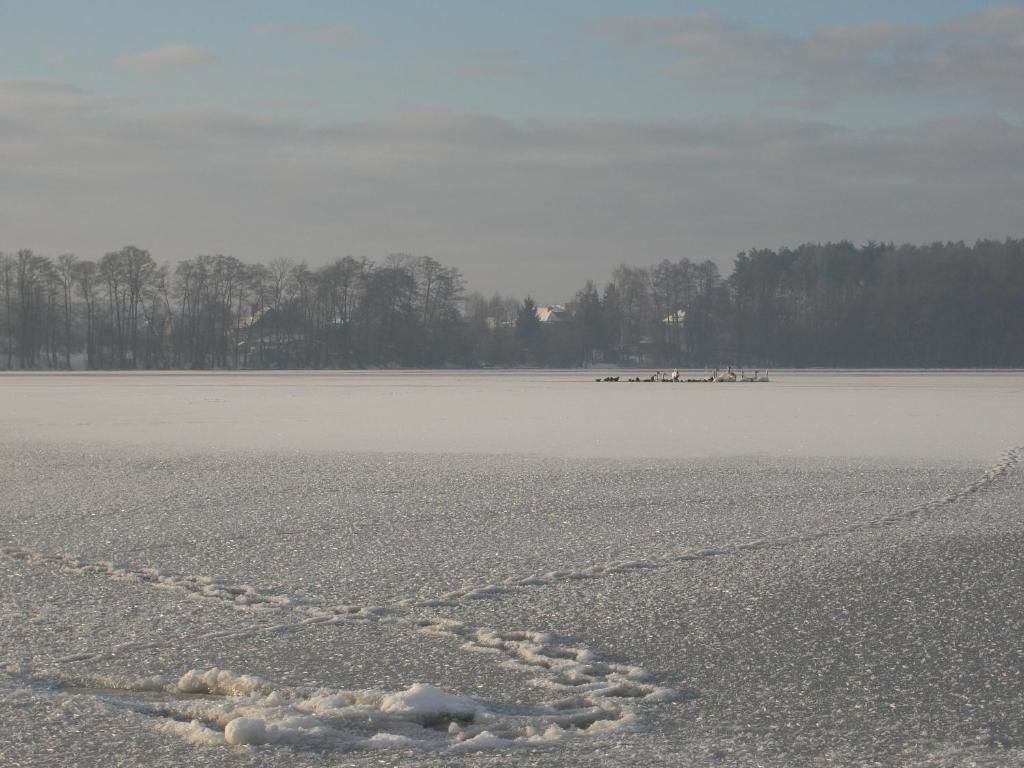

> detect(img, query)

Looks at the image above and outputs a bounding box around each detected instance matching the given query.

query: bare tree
[72,260,99,369]
[0,253,12,369]
[57,254,78,369]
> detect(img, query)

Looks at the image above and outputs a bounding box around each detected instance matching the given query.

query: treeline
[728,239,1024,366]
[0,239,1022,370]
[0,250,467,370]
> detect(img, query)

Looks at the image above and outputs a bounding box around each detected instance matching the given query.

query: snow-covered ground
[1,371,1023,766]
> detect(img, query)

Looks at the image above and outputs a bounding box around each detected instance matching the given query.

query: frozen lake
[2,369,1024,459]
[2,371,1023,766]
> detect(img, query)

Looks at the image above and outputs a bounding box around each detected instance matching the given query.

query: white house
[662,309,687,350]
[536,305,566,323]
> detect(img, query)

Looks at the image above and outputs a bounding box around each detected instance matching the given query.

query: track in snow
[2,445,1020,754]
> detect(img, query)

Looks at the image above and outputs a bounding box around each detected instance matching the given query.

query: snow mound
[158,719,226,747]
[138,667,636,753]
[378,683,482,722]
[452,730,510,750]
[367,732,415,748]
[176,668,271,697]
[224,717,268,746]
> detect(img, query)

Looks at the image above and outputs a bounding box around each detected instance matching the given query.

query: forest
[1,238,1022,370]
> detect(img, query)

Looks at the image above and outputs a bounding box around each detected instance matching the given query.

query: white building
[536,305,566,323]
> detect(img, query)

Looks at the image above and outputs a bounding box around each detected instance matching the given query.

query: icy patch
[4,444,1020,758]
[403,444,1024,609]
[4,446,1018,659]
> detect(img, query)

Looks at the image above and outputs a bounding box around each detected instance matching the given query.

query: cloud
[114,44,215,73]
[0,81,1021,297]
[448,50,533,80]
[254,23,368,48]
[590,5,1024,107]
[0,80,110,112]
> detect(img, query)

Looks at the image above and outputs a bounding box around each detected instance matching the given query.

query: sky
[1,1,1022,299]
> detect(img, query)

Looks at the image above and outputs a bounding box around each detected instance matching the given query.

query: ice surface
[2,371,1024,766]
[1,369,1022,460]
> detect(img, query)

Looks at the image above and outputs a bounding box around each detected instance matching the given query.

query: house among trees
[239,305,307,369]
[536,305,566,323]
[2,239,1023,370]
[662,309,686,352]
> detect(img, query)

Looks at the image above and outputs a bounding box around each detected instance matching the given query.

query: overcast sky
[1,1,1022,299]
